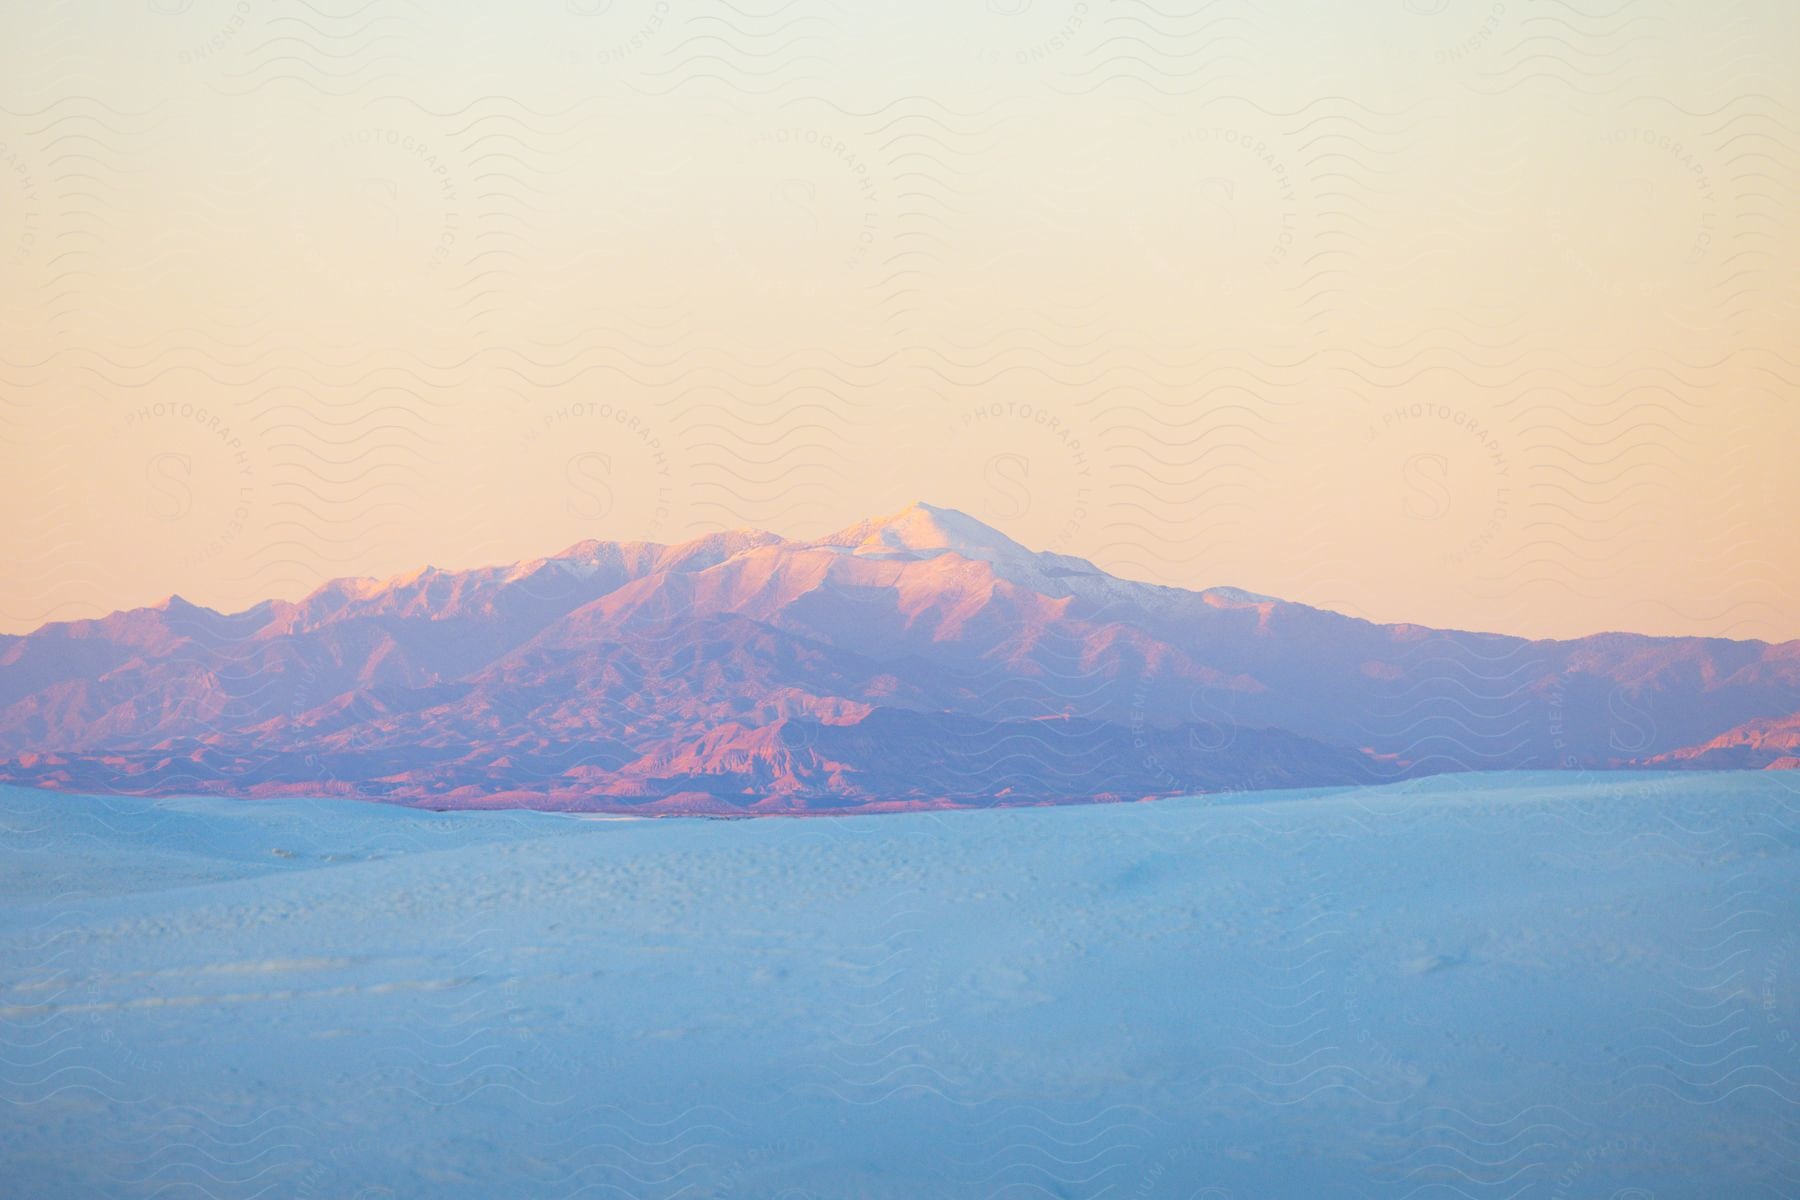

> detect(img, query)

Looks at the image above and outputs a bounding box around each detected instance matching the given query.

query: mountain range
[2,502,1795,813]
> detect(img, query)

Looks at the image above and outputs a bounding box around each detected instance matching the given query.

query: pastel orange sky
[2,1,1796,641]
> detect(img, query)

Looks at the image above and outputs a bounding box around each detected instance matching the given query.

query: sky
[2,0,1797,641]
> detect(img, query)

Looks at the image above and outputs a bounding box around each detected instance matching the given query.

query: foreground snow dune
[1,772,1796,1197]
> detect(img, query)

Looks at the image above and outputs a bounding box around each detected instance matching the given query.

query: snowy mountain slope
[1,503,1795,810]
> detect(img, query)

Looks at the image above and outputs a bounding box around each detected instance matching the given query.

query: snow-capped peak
[813,501,1036,562]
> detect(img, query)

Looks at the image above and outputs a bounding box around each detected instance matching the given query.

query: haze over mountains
[2,503,1796,813]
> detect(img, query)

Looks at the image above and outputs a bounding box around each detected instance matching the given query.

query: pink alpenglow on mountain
[2,503,1796,812]
[1644,711,1800,771]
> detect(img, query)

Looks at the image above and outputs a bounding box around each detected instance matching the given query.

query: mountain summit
[814,501,1037,561]
[1,505,1795,812]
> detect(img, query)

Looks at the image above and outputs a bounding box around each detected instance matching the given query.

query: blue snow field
[2,771,1796,1198]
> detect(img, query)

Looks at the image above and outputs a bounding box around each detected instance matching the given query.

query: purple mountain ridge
[2,503,1794,813]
